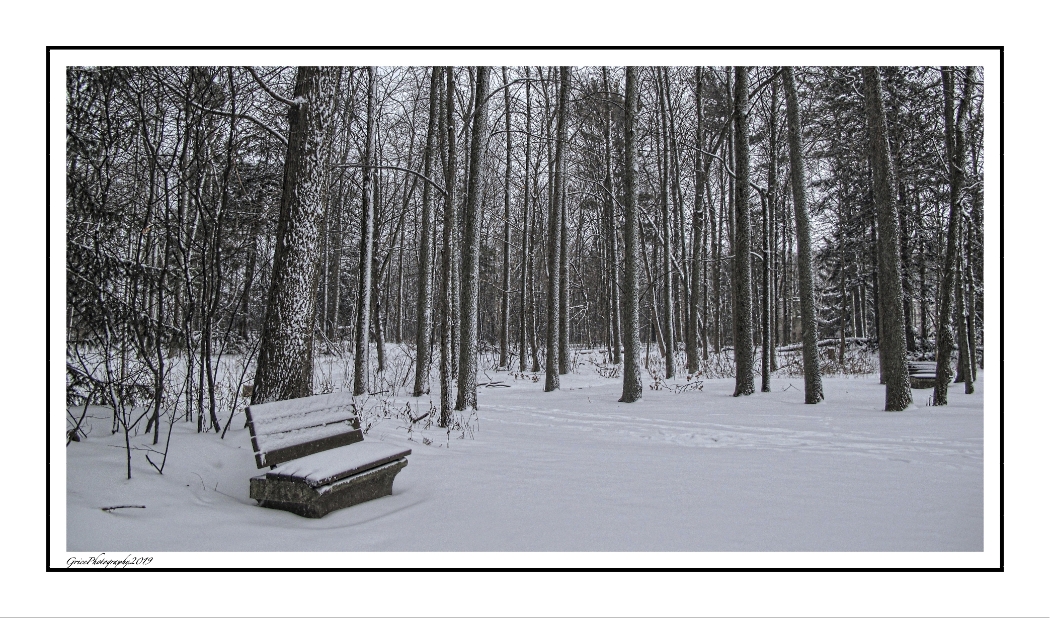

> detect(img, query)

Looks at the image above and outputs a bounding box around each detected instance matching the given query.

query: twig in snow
[101,505,145,512]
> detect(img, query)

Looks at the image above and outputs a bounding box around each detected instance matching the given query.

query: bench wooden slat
[266,442,412,487]
[246,392,364,468]
[247,392,358,430]
[250,425,364,469]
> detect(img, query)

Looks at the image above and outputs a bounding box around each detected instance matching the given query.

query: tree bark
[545,66,569,392]
[519,67,533,373]
[412,67,441,397]
[499,66,513,370]
[352,67,377,397]
[933,66,974,405]
[602,66,622,366]
[456,66,489,411]
[862,67,912,411]
[781,67,823,404]
[252,66,338,405]
[762,71,779,390]
[732,67,755,397]
[656,68,675,380]
[687,67,704,373]
[619,67,644,403]
[438,66,457,425]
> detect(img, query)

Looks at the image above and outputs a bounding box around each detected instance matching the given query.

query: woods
[66,64,986,474]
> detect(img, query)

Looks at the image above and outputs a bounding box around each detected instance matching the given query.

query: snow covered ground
[62,349,986,564]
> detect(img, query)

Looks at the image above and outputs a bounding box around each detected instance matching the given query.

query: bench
[907,361,937,389]
[245,392,411,518]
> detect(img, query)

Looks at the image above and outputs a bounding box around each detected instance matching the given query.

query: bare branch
[243,66,298,107]
[333,163,448,198]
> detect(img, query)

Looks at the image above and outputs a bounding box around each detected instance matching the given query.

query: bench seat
[265,441,412,488]
[909,373,937,389]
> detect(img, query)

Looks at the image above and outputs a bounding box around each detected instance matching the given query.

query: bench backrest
[245,392,363,468]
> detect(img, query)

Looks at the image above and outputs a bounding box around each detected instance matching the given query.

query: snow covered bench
[245,392,410,518]
[908,361,937,389]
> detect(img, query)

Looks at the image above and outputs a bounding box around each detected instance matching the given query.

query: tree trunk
[656,69,675,380]
[545,66,569,392]
[965,219,978,381]
[732,67,755,397]
[520,67,533,373]
[862,66,912,411]
[412,67,441,397]
[456,66,488,411]
[252,66,338,405]
[762,72,779,389]
[559,127,571,375]
[438,66,457,425]
[781,67,824,404]
[954,248,974,393]
[619,66,644,403]
[687,66,705,373]
[499,66,513,370]
[933,66,974,405]
[761,189,771,392]
[352,67,377,397]
[602,67,622,366]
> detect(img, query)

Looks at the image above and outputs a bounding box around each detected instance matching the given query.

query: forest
[65,65,984,477]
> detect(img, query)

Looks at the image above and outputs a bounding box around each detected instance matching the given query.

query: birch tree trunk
[252,66,338,405]
[862,66,912,411]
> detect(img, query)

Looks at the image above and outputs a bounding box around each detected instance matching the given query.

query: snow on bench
[245,392,410,518]
[908,361,937,389]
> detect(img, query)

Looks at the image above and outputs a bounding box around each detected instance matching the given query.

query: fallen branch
[101,505,145,512]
